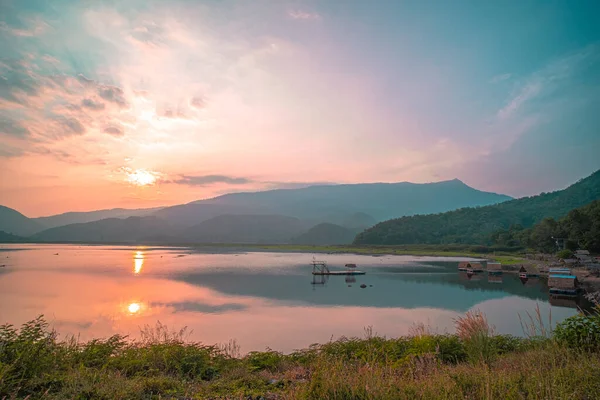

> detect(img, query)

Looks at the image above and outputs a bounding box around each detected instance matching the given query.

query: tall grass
[455,310,496,365]
[518,303,552,339]
[1,312,599,399]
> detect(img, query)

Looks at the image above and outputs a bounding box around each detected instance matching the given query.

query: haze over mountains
[0,179,511,244]
[34,207,164,230]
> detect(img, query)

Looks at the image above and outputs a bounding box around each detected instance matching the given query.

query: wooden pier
[311,260,366,276]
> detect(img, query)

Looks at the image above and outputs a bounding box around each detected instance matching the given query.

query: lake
[0,244,580,353]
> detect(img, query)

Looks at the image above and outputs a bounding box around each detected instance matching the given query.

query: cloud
[81,98,105,110]
[97,85,128,108]
[490,73,511,84]
[166,174,335,191]
[0,143,24,157]
[496,44,599,120]
[0,117,30,137]
[103,125,124,136]
[0,18,49,37]
[0,57,136,160]
[496,81,542,120]
[170,175,254,186]
[159,108,189,119]
[0,62,42,106]
[288,10,321,20]
[190,96,205,109]
[54,116,86,136]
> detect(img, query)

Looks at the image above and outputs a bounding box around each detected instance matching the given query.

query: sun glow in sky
[128,302,141,314]
[0,0,599,216]
[126,170,159,187]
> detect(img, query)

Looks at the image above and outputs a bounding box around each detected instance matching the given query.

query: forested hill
[506,199,600,253]
[354,169,600,245]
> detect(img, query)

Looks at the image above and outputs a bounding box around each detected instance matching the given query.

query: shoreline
[0,241,526,264]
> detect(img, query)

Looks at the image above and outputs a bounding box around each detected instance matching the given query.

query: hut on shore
[458,262,483,272]
[519,265,539,278]
[575,250,593,264]
[487,262,502,275]
[548,274,579,295]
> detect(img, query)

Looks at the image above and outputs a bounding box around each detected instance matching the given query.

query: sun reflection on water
[133,250,144,274]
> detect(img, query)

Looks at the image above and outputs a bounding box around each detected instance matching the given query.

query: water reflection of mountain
[173,261,551,313]
[390,271,548,301]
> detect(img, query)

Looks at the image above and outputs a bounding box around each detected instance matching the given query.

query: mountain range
[1,178,513,244]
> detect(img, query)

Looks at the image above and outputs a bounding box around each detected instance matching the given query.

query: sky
[1,0,599,217]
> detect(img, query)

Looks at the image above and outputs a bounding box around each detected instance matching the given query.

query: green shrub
[245,350,286,372]
[554,312,600,350]
[434,335,466,363]
[490,334,524,355]
[0,316,65,397]
[556,249,574,259]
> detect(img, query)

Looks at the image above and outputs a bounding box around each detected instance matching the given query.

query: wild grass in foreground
[1,308,599,399]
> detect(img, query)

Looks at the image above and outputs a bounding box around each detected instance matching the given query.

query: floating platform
[312,270,366,276]
[311,260,366,276]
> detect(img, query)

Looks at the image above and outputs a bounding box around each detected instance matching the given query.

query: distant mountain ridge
[156,178,512,228]
[31,216,174,243]
[2,178,513,244]
[0,206,45,236]
[33,207,163,229]
[355,169,600,245]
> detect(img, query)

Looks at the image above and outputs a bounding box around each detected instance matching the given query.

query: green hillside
[354,169,600,245]
[500,199,600,253]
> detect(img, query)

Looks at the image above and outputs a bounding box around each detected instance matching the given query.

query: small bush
[433,335,466,364]
[489,334,523,354]
[556,249,574,259]
[245,350,286,372]
[554,311,600,350]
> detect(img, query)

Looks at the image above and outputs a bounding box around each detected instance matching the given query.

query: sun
[126,169,158,186]
[128,302,141,313]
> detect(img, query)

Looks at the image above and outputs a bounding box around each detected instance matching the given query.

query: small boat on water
[311,260,366,276]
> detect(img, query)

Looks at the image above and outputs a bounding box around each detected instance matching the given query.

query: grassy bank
[2,310,600,400]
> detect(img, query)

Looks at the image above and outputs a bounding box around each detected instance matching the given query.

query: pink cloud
[288,10,321,20]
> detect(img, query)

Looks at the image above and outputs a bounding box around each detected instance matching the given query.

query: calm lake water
[0,244,580,353]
